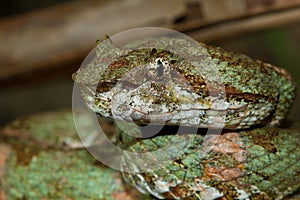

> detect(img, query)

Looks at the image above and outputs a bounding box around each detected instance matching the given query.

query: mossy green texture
[241,128,300,197]
[122,127,300,199]
[5,150,118,200]
[0,110,154,200]
[5,110,80,148]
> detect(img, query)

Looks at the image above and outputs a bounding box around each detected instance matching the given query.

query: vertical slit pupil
[157,59,164,76]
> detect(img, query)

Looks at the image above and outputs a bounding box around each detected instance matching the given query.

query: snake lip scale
[73,36,299,200]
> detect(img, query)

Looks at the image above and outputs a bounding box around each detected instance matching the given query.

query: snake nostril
[151,48,157,55]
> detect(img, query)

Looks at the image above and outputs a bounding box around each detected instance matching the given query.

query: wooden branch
[174,5,300,42]
[0,0,185,86]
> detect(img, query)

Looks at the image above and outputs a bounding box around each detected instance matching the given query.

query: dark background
[0,0,73,18]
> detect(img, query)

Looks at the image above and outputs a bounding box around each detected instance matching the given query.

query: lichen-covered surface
[5,150,117,199]
[122,127,300,199]
[0,110,154,200]
[0,110,299,200]
[1,110,80,149]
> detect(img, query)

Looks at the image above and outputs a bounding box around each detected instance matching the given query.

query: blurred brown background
[0,0,300,126]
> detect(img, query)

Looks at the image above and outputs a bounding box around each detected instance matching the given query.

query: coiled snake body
[73,37,299,199]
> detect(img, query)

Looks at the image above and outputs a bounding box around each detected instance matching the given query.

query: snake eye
[156,58,163,66]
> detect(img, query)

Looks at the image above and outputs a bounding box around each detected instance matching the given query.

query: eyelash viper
[73,36,299,200]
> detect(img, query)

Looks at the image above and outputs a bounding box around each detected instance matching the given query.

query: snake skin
[73,37,299,199]
[121,127,300,199]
